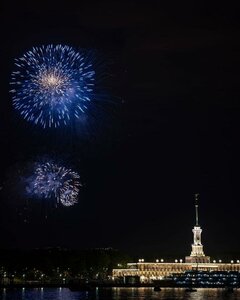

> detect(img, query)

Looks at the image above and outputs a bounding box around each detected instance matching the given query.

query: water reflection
[0,287,240,300]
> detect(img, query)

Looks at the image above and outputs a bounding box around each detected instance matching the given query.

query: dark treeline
[0,248,131,280]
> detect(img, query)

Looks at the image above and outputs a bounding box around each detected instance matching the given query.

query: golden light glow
[38,71,66,91]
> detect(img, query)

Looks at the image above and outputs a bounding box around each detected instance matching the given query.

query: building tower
[185,194,210,263]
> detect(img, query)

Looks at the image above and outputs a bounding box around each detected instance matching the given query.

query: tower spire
[195,193,199,226]
[185,193,210,263]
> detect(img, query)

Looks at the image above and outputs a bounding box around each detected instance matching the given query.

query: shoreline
[0,283,238,289]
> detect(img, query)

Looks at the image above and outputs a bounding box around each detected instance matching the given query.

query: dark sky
[1,1,240,259]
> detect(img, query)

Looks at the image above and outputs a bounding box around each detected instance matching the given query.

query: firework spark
[10,44,95,128]
[28,162,80,207]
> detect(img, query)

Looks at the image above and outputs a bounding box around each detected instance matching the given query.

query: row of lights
[139,259,182,263]
[212,260,240,264]
[138,259,240,264]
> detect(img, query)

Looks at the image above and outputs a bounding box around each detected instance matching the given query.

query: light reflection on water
[0,287,240,300]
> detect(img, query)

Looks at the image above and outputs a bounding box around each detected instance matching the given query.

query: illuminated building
[112,195,240,282]
[185,194,210,263]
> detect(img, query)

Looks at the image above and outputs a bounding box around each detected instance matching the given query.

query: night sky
[1,1,240,259]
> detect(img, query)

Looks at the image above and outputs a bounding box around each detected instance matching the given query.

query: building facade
[112,262,240,282]
[112,195,240,282]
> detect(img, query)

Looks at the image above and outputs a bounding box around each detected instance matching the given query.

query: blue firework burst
[10,44,95,128]
[27,162,80,207]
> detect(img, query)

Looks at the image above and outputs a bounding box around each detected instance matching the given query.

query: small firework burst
[28,162,80,207]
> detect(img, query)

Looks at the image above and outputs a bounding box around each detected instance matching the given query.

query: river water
[1,287,240,300]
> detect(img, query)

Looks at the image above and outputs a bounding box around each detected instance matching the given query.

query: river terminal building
[112,195,240,283]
